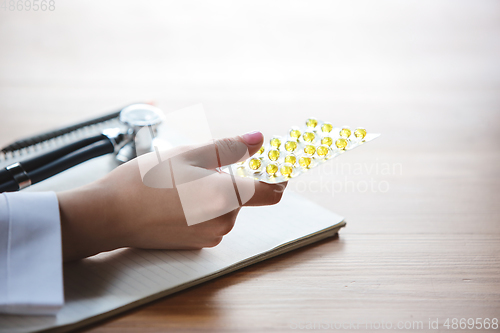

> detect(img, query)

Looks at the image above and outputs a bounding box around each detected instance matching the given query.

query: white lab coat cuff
[0,191,64,315]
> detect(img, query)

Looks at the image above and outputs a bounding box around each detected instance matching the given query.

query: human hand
[57,131,286,261]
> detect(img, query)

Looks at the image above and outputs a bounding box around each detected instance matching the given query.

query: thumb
[181,131,264,169]
[217,131,264,166]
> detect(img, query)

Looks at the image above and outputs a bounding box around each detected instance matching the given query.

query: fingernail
[242,131,263,145]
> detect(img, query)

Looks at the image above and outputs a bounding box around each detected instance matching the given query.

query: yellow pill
[354,127,367,139]
[289,127,301,139]
[321,122,333,133]
[317,145,329,156]
[304,144,316,155]
[268,149,280,161]
[266,163,278,176]
[270,136,281,148]
[303,131,315,142]
[280,163,293,177]
[284,154,297,165]
[258,146,265,155]
[248,158,262,170]
[321,136,333,146]
[299,156,312,168]
[339,127,351,138]
[306,117,318,128]
[335,138,348,150]
[284,140,297,152]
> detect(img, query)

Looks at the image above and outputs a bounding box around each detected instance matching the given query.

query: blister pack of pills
[230,118,380,184]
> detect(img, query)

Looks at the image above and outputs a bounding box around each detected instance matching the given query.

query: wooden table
[1,1,499,331]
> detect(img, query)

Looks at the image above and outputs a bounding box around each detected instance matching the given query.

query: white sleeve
[0,191,64,315]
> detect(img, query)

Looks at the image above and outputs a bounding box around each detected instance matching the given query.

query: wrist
[57,180,124,261]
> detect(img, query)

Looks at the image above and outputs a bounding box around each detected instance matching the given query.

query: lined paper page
[0,153,344,333]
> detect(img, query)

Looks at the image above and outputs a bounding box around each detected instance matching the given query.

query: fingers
[177,131,264,169]
[207,209,239,237]
[190,179,287,248]
[187,208,240,248]
[243,180,288,206]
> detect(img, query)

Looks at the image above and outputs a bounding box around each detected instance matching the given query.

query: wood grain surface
[0,1,499,332]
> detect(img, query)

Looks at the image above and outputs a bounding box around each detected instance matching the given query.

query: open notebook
[0,142,345,333]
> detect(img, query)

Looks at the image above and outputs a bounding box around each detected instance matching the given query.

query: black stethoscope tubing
[0,135,114,192]
[0,103,164,193]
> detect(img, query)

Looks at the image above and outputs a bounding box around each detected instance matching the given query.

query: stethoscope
[0,104,165,193]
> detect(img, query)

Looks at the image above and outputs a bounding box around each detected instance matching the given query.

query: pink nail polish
[242,131,263,145]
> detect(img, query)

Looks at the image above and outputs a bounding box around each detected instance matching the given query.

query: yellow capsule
[298,156,312,168]
[266,163,278,176]
[302,131,315,142]
[306,117,318,128]
[321,122,333,133]
[258,146,265,155]
[339,127,351,138]
[284,154,297,165]
[280,163,293,177]
[236,167,246,176]
[354,127,367,139]
[289,127,301,139]
[270,136,281,148]
[317,145,329,156]
[321,136,333,146]
[284,140,297,152]
[335,138,348,150]
[268,149,280,161]
[248,158,262,170]
[304,144,316,155]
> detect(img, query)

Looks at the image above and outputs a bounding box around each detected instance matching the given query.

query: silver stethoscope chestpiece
[119,104,165,128]
[115,104,166,163]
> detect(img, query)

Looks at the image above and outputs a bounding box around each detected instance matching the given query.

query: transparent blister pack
[230,118,380,184]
